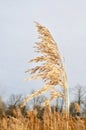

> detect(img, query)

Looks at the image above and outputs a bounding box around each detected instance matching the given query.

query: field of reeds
[0,108,86,130]
[1,22,85,130]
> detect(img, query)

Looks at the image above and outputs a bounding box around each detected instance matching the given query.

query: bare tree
[75,85,86,105]
[6,94,28,116]
[7,94,23,108]
[70,84,86,116]
[55,97,64,112]
[72,85,86,106]
[30,90,46,109]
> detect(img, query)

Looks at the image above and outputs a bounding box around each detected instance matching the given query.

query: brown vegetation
[21,22,69,119]
[1,23,86,130]
[0,108,86,130]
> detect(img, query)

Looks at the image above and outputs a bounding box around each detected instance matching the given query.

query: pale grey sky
[0,0,86,101]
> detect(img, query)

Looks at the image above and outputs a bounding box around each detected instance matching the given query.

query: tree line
[0,84,86,119]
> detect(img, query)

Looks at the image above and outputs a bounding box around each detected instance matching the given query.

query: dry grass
[21,22,69,117]
[19,22,71,130]
[6,22,84,130]
[0,109,86,130]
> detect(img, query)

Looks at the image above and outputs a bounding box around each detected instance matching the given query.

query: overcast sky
[0,0,86,101]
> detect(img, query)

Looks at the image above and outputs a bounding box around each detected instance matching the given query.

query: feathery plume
[21,22,69,121]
